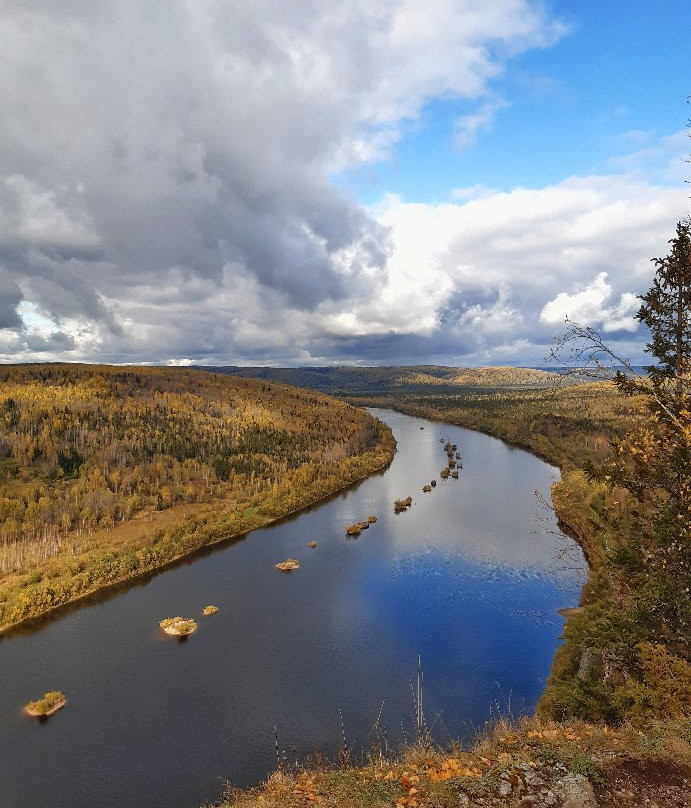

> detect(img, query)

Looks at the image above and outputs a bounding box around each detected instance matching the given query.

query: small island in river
[24,690,66,718]
[275,558,300,571]
[394,496,412,512]
[160,616,198,635]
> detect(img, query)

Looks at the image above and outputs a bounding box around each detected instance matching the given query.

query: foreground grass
[215,716,691,808]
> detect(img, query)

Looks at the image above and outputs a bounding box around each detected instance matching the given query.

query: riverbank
[0,419,396,634]
[352,391,688,727]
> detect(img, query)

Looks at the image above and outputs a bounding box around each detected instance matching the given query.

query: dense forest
[0,365,394,628]
[342,380,642,470]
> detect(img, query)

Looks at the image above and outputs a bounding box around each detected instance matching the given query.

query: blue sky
[0,0,689,366]
[338,1,690,204]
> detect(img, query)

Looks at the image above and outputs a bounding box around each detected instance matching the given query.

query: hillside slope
[0,364,395,629]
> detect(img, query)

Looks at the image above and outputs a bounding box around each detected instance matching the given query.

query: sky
[0,0,689,368]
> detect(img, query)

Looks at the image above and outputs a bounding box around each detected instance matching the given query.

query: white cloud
[539,273,639,332]
[449,184,500,201]
[0,2,687,367]
[459,285,524,336]
[357,169,688,363]
[2,175,100,249]
[0,0,569,363]
[608,130,689,184]
[454,98,509,150]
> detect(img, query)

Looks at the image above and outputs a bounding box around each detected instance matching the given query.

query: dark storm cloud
[0,270,22,329]
[310,329,481,365]
[1,0,405,339]
[23,330,76,352]
[0,0,606,365]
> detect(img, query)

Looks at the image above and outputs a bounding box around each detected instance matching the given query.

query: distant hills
[197,365,566,395]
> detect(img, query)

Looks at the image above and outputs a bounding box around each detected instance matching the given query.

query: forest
[0,364,395,629]
[200,363,563,396]
[341,380,641,470]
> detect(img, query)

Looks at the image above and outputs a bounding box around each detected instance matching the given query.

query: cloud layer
[0,1,687,366]
[365,172,688,365]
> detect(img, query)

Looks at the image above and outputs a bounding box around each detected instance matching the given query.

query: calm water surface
[0,410,586,808]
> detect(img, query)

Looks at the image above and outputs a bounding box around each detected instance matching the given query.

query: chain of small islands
[23,431,461,720]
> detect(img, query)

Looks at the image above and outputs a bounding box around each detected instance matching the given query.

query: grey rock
[553,773,598,808]
[499,779,513,797]
[523,769,545,787]
[458,794,470,807]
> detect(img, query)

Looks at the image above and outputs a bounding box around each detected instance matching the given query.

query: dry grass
[215,717,691,808]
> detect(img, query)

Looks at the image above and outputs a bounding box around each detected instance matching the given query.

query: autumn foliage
[541,220,691,723]
[0,364,394,629]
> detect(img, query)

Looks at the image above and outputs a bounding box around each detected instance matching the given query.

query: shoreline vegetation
[0,365,396,633]
[0,438,393,634]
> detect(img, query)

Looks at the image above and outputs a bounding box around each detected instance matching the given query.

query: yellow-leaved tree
[547,219,690,722]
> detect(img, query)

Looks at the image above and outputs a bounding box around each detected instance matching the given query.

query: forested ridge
[0,364,394,628]
[200,363,562,395]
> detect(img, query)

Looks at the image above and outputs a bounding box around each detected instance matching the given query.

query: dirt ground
[595,759,691,808]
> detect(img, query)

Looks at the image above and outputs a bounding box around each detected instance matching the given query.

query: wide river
[0,409,586,808]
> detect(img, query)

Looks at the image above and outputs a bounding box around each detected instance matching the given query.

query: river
[0,409,586,808]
